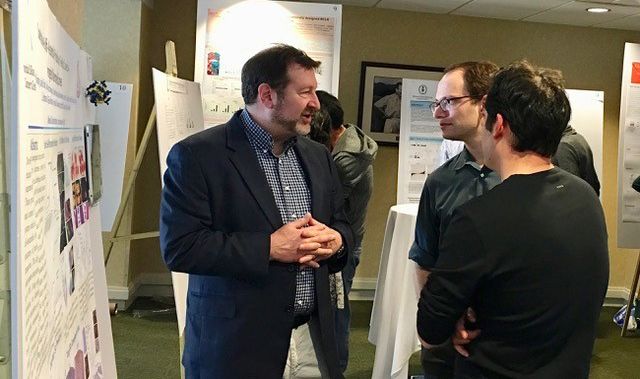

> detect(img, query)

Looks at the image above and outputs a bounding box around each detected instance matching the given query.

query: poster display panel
[397,78,442,204]
[12,0,116,377]
[617,43,640,247]
[95,83,133,231]
[195,0,342,127]
[152,68,205,338]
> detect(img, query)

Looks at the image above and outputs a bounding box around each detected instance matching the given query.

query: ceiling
[301,0,640,31]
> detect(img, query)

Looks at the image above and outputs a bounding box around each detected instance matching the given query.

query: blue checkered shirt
[241,110,315,315]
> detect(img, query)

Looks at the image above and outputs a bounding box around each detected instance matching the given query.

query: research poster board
[195,0,342,127]
[397,78,442,204]
[95,82,133,231]
[617,42,640,248]
[12,0,117,378]
[152,69,205,341]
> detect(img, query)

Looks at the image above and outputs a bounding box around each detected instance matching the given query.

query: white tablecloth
[368,203,421,379]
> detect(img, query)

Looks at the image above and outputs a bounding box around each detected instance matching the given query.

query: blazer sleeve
[159,142,271,281]
[324,147,355,274]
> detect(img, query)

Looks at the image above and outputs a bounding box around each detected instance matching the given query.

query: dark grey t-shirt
[409,148,500,269]
[551,125,600,196]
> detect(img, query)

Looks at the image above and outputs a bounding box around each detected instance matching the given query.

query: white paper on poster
[195,0,342,127]
[12,0,117,377]
[1,13,10,176]
[19,128,115,379]
[397,78,441,204]
[152,68,205,339]
[95,82,132,231]
[153,68,205,175]
[617,43,640,247]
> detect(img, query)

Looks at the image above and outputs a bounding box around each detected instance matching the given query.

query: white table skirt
[368,203,422,379]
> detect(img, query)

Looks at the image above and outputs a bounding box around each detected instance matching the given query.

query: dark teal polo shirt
[409,147,500,269]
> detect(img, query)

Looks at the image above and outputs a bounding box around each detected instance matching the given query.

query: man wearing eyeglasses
[409,61,500,379]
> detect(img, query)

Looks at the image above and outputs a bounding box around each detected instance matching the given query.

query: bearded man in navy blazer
[160,44,353,379]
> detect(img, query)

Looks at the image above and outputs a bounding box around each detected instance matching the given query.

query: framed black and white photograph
[358,62,444,144]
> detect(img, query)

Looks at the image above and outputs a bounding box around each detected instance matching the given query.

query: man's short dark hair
[241,44,320,104]
[308,107,332,149]
[316,90,344,130]
[444,61,499,101]
[485,60,571,157]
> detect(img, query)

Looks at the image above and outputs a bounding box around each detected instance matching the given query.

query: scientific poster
[153,69,205,175]
[95,82,132,231]
[618,42,640,247]
[22,129,107,378]
[195,0,342,127]
[12,0,116,378]
[153,69,205,337]
[397,78,441,204]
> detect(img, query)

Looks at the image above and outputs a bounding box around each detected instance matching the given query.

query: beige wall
[81,0,143,292]
[336,7,640,287]
[127,0,198,284]
[48,0,83,43]
[52,0,640,295]
[128,3,640,291]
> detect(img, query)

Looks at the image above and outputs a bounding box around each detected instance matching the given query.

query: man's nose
[309,92,320,110]
[433,105,447,119]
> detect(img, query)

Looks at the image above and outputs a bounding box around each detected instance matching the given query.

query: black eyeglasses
[429,95,474,113]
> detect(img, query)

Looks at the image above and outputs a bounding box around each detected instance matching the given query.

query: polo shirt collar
[451,146,483,171]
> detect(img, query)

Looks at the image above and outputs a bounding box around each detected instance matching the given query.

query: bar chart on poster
[152,68,205,340]
[11,0,117,378]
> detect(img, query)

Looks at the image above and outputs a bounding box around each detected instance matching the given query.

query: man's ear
[480,95,487,112]
[492,113,509,140]
[258,83,275,109]
[477,95,488,123]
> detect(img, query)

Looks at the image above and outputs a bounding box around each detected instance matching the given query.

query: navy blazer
[160,111,353,379]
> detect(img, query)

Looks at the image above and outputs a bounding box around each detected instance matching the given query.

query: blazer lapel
[295,140,327,220]
[226,113,282,229]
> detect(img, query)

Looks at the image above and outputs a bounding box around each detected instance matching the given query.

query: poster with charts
[397,78,442,204]
[195,0,342,127]
[152,69,205,338]
[12,0,116,378]
[617,42,640,247]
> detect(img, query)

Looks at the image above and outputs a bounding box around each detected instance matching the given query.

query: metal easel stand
[105,41,178,317]
[621,250,640,337]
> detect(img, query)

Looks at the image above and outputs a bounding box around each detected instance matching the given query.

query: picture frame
[357,61,444,144]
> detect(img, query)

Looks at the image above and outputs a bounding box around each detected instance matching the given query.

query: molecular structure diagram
[85,80,111,106]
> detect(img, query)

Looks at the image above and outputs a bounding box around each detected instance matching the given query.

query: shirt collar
[240,109,297,154]
[451,146,484,171]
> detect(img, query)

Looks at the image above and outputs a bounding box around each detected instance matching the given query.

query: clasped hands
[270,213,343,268]
[419,307,481,357]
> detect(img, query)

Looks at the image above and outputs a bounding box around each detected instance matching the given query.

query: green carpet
[111,299,639,378]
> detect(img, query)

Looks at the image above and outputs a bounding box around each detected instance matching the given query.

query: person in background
[307,90,378,373]
[409,61,500,379]
[418,60,609,378]
[160,44,353,379]
[552,124,600,195]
